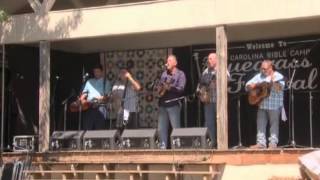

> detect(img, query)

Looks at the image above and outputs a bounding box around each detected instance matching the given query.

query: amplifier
[50,131,85,151]
[170,128,210,149]
[83,130,120,150]
[121,129,158,149]
[13,135,37,152]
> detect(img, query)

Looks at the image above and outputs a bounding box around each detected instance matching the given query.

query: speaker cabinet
[121,129,158,149]
[170,128,210,149]
[83,130,120,150]
[50,131,85,151]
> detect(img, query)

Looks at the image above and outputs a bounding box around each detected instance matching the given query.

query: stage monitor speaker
[50,131,85,151]
[13,135,38,152]
[121,129,158,149]
[83,130,120,150]
[170,127,210,149]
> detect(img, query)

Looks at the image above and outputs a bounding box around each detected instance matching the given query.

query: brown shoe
[249,144,266,149]
[268,143,277,149]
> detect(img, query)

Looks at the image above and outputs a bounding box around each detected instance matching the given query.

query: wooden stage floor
[1,148,318,180]
[2,148,317,165]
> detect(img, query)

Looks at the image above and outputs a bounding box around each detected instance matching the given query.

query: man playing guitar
[157,54,186,149]
[246,59,285,149]
[197,52,229,148]
[80,64,112,130]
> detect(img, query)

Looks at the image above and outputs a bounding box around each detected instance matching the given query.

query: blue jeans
[158,105,181,148]
[256,108,281,146]
[204,102,216,146]
[83,107,107,130]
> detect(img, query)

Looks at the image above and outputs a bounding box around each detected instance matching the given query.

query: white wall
[1,0,320,44]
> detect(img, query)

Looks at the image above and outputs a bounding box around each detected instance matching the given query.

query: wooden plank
[39,41,51,152]
[39,164,45,177]
[209,165,215,179]
[216,25,229,150]
[102,164,109,177]
[70,164,77,177]
[24,170,215,175]
[3,149,311,165]
[172,164,178,180]
[95,174,101,180]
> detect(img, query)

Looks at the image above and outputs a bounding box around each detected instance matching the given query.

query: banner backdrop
[101,49,168,128]
[191,36,320,146]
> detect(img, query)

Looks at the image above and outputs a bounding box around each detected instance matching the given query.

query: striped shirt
[112,81,138,112]
[246,71,285,110]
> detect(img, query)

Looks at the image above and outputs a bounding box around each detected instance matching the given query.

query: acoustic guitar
[157,82,171,97]
[69,96,108,112]
[248,82,273,105]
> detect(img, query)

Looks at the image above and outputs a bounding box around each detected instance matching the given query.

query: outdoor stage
[1,148,316,180]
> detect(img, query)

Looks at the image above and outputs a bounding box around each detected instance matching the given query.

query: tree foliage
[0,9,9,22]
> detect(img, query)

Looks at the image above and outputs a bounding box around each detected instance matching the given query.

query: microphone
[162,64,168,70]
[55,75,60,80]
[83,73,89,79]
[148,79,159,89]
[16,73,24,80]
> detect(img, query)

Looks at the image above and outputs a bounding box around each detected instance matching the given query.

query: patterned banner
[101,49,168,128]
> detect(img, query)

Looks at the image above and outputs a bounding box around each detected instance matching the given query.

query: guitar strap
[121,80,129,108]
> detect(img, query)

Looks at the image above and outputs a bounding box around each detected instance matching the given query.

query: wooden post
[31,0,55,154]
[27,0,42,12]
[216,25,228,150]
[28,0,56,13]
[39,41,50,152]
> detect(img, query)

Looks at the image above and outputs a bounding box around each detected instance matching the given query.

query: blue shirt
[246,71,285,110]
[82,78,112,101]
[158,68,186,107]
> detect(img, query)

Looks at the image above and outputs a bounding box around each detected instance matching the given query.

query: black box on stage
[13,135,38,152]
[50,131,85,151]
[120,129,158,149]
[83,130,120,150]
[170,128,210,149]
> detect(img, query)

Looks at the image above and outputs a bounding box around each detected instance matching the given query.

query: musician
[197,53,229,147]
[81,64,112,130]
[246,60,285,149]
[111,68,141,129]
[157,54,186,149]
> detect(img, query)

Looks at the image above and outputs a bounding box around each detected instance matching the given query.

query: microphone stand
[193,52,202,127]
[61,90,75,131]
[309,91,313,148]
[281,62,305,148]
[232,93,246,149]
[1,45,5,157]
[76,74,89,131]
[51,77,59,132]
